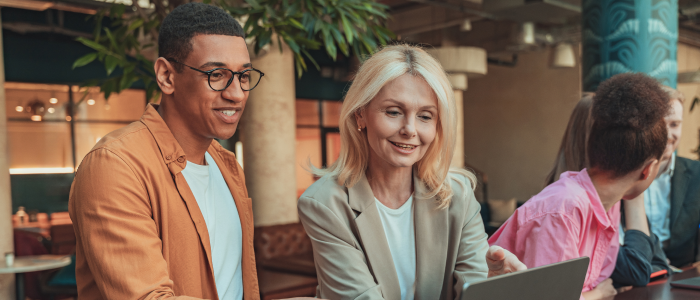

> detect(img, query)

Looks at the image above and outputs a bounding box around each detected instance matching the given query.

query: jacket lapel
[349,173,401,300]
[208,142,259,299]
[670,158,691,234]
[142,104,217,286]
[413,175,449,300]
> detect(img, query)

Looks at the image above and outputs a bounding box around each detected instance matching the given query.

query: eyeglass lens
[208,69,262,91]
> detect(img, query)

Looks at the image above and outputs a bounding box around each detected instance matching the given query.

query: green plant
[72,0,394,102]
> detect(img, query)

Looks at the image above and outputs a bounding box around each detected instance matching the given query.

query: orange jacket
[69,104,259,300]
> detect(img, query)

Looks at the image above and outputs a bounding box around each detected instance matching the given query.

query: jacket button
[166,155,172,160]
[177,157,185,163]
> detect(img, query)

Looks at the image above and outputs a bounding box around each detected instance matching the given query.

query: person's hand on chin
[486,245,527,277]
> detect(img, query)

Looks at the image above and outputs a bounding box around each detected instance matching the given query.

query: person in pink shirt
[489,73,670,300]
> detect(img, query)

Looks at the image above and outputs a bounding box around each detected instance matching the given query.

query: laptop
[670,276,700,290]
[460,257,590,300]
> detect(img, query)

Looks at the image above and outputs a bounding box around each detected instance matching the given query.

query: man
[644,87,700,267]
[69,3,263,299]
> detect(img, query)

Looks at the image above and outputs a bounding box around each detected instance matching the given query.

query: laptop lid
[460,257,590,300]
[670,276,700,290]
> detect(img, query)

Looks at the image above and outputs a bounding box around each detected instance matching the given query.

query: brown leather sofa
[255,223,317,299]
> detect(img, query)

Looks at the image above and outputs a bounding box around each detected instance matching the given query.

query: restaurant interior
[2,0,700,299]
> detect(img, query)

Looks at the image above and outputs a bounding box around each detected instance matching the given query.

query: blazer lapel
[413,175,449,300]
[350,174,402,300]
[670,159,691,234]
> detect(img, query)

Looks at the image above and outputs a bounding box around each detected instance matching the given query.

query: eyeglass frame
[165,58,265,92]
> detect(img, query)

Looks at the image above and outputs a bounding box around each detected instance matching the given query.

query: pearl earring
[358,125,362,132]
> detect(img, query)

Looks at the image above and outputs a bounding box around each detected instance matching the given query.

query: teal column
[582,0,678,91]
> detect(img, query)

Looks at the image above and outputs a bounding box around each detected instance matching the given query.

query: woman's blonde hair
[544,93,595,186]
[315,44,475,208]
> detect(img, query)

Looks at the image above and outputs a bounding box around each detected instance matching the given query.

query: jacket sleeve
[611,230,671,287]
[298,197,384,300]
[69,149,202,300]
[452,189,489,298]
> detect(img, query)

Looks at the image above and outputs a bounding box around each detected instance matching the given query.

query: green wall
[10,174,74,215]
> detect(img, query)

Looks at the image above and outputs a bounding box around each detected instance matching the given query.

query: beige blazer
[298,172,489,300]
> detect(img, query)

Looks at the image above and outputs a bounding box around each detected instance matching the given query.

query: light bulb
[65,116,72,121]
[49,97,58,104]
[31,115,42,122]
[87,99,96,105]
[15,106,23,112]
[48,107,55,114]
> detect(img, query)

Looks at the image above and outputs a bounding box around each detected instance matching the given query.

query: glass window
[5,82,145,174]
[296,128,321,197]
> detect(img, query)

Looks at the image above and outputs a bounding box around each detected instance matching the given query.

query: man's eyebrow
[199,62,227,69]
[243,63,252,68]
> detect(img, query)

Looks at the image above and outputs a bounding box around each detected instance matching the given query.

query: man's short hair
[158,2,245,72]
[661,85,685,104]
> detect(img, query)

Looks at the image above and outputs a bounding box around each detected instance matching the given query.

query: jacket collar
[140,104,188,174]
[670,157,691,232]
[349,172,448,300]
[140,104,258,297]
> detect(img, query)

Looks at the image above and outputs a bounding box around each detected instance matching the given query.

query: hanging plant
[72,0,394,102]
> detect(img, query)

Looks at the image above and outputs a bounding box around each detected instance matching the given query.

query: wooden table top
[610,265,700,300]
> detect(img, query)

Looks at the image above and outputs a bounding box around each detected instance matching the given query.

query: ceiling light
[15,106,23,112]
[47,107,55,114]
[49,97,58,104]
[552,43,576,68]
[31,115,42,122]
[87,99,96,105]
[65,116,72,121]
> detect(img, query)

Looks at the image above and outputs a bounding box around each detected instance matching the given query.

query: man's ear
[640,159,659,180]
[154,57,176,95]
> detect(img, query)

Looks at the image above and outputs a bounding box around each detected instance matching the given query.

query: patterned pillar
[582,0,678,91]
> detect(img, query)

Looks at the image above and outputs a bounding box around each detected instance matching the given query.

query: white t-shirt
[181,152,243,300]
[375,195,416,300]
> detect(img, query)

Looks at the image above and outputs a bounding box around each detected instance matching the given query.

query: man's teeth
[391,141,416,149]
[220,110,237,117]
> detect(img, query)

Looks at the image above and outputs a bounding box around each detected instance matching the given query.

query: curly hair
[158,2,245,72]
[588,73,669,178]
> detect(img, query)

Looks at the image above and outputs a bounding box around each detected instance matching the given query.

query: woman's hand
[581,278,617,300]
[486,245,527,277]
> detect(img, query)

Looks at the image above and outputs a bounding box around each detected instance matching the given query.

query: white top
[375,195,416,300]
[181,152,243,300]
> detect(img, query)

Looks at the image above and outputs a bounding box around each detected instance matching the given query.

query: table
[0,255,71,300]
[610,265,700,300]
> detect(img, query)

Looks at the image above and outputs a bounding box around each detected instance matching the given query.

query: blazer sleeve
[69,149,202,300]
[298,196,385,300]
[610,230,654,287]
[452,188,490,298]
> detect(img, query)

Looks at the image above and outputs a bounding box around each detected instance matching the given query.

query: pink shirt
[489,169,620,297]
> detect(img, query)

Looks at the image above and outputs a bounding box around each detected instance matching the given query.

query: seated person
[489,73,669,300]
[544,93,671,288]
[298,44,526,300]
[643,86,700,268]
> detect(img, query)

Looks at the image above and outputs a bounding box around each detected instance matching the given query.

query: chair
[254,223,316,276]
[49,213,75,255]
[255,223,318,299]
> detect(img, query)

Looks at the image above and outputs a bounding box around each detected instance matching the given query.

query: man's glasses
[167,58,264,92]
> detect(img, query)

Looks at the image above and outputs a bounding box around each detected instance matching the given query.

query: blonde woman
[297,44,526,300]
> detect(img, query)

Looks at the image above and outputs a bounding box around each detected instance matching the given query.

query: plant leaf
[105,55,119,75]
[73,53,97,69]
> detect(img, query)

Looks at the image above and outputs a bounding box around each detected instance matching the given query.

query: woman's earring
[358,125,362,132]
